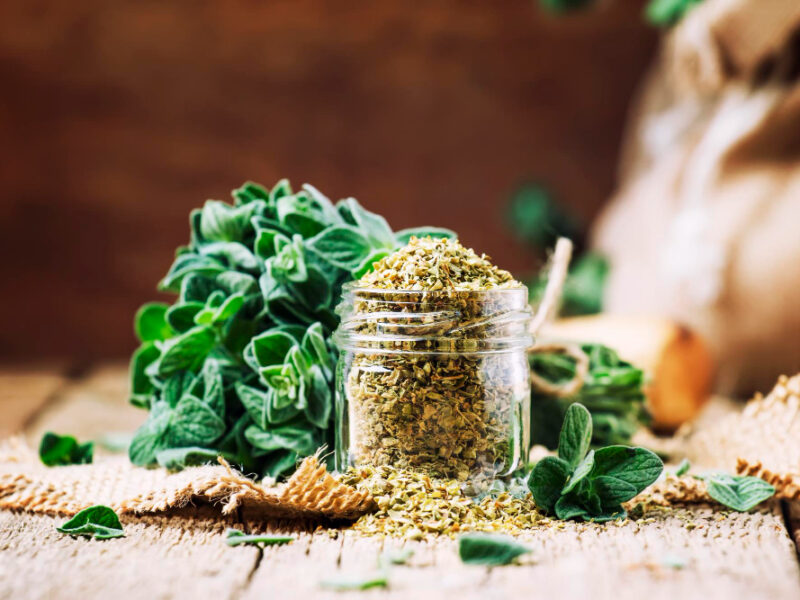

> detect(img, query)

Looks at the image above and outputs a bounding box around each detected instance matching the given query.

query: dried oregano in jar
[333,237,532,491]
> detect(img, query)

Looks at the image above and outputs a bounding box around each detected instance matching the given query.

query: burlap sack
[0,441,374,521]
[593,0,800,395]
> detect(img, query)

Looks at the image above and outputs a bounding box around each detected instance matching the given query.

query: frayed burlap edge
[683,373,800,500]
[0,439,375,521]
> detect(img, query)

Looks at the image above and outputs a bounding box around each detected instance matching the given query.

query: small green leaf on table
[700,473,775,512]
[56,505,125,540]
[457,533,531,566]
[225,528,294,547]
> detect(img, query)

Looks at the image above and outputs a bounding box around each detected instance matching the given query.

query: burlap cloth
[2,373,798,522]
[0,442,374,521]
[639,372,800,503]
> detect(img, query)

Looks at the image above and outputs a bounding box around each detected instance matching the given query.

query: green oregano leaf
[702,473,775,512]
[591,446,663,493]
[155,325,217,376]
[134,302,174,342]
[457,533,531,566]
[39,432,94,466]
[554,496,591,520]
[306,225,374,270]
[529,402,663,521]
[56,505,124,540]
[529,456,571,513]
[562,449,594,494]
[225,528,294,547]
[591,475,639,504]
[674,458,691,477]
[558,403,592,469]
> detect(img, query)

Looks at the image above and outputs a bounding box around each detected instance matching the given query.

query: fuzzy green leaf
[591,446,663,494]
[135,302,173,342]
[528,456,571,513]
[56,505,124,540]
[458,533,531,566]
[307,226,373,270]
[558,403,592,469]
[225,528,294,547]
[703,474,775,512]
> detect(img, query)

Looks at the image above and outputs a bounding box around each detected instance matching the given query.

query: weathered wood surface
[2,365,800,600]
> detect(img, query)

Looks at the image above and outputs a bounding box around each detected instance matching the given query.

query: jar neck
[333,284,533,354]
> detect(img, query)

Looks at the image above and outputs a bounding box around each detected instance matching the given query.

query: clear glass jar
[332,283,532,492]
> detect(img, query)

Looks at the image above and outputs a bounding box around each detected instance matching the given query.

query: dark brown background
[0,0,657,361]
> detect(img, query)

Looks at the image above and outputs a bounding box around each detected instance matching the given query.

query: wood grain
[2,365,800,600]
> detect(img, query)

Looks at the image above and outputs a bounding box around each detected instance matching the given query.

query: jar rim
[342,281,529,295]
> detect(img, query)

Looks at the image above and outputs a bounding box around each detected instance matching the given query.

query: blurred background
[1,0,798,403]
[0,1,656,362]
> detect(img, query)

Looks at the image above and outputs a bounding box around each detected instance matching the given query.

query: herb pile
[529,403,663,522]
[340,464,543,538]
[339,237,530,484]
[128,179,453,478]
[530,344,649,449]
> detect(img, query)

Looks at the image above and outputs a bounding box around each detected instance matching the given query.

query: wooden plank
[0,508,258,600]
[237,504,800,600]
[3,366,799,600]
[0,364,70,436]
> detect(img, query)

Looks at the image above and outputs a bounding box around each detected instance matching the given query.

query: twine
[527,237,590,398]
[529,343,590,398]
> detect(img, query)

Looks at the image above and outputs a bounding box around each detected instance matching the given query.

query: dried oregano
[337,237,531,486]
[339,465,544,538]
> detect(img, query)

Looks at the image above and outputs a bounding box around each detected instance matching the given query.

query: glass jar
[332,283,532,492]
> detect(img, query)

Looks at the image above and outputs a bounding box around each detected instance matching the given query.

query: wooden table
[2,365,800,600]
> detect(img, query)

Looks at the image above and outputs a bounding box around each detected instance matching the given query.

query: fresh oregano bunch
[529,403,663,522]
[531,344,649,449]
[128,179,454,479]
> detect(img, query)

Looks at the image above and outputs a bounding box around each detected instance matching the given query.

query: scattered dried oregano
[334,237,532,489]
[340,465,545,539]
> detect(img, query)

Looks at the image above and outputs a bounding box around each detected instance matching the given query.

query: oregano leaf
[457,533,531,566]
[56,505,124,540]
[558,403,592,469]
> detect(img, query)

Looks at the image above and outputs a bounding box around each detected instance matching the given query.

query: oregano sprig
[528,403,663,522]
[128,179,455,479]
